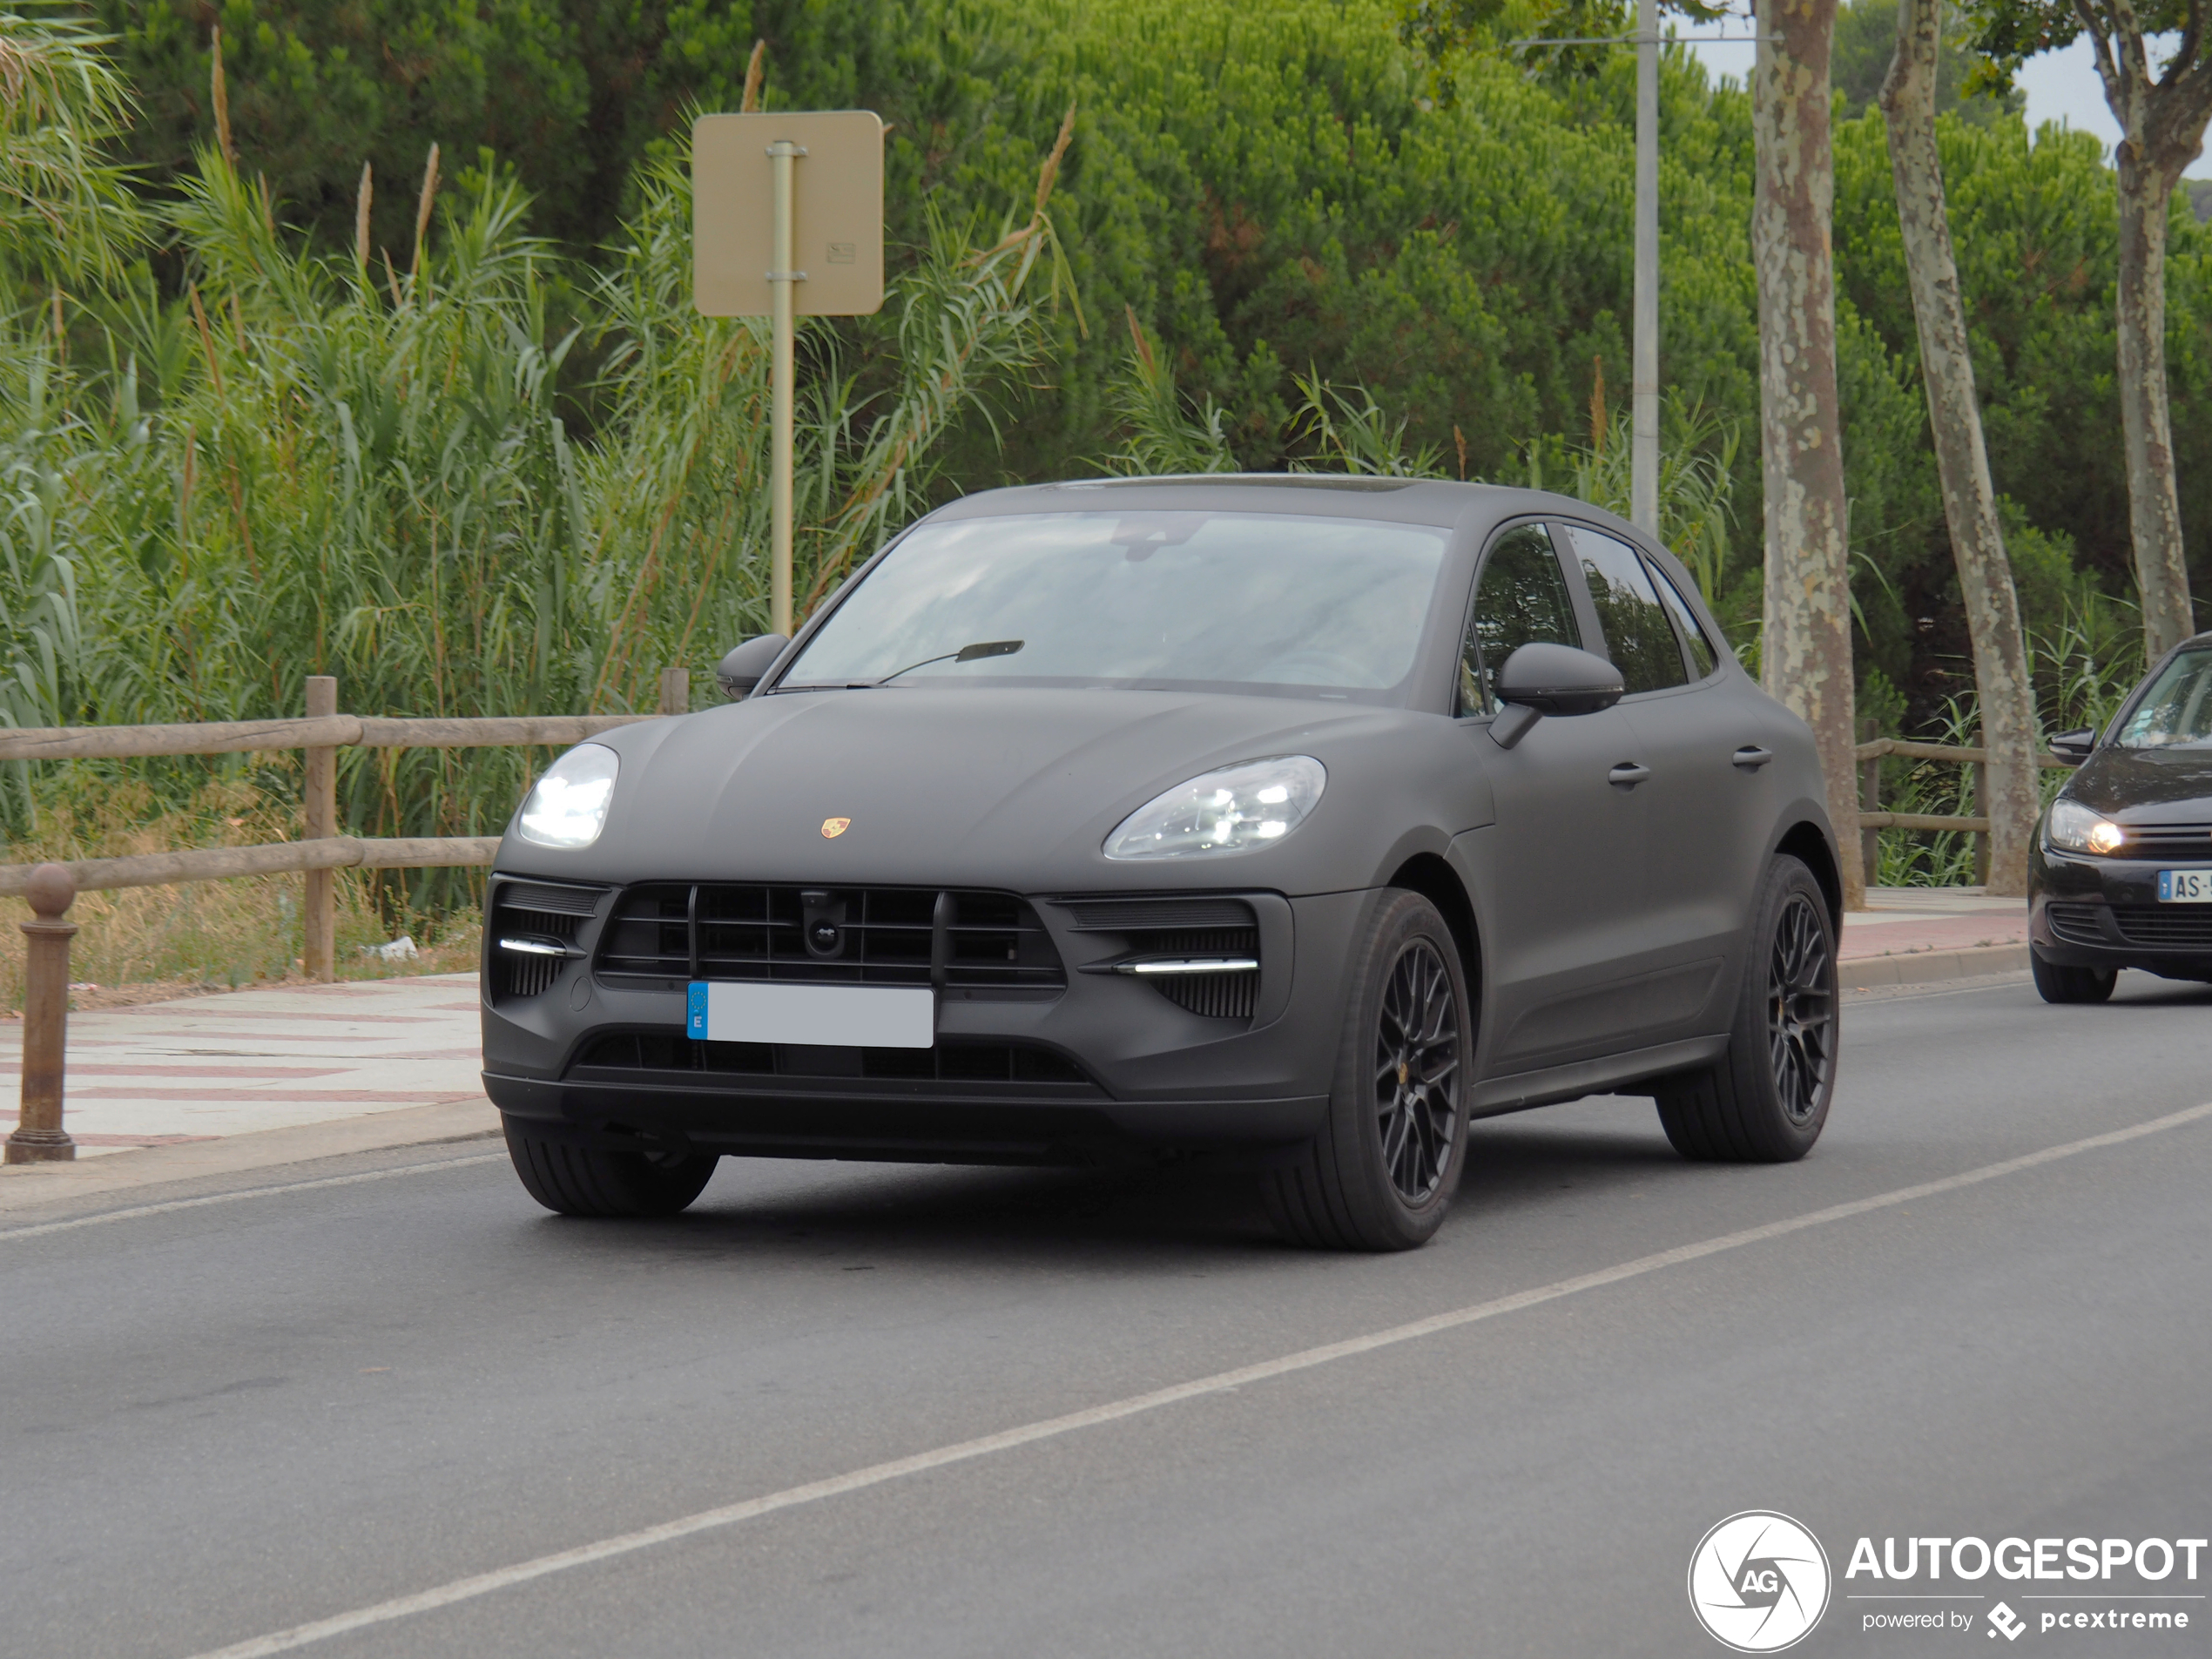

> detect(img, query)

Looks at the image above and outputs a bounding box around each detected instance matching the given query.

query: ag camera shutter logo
[1689,1511,1832,1652]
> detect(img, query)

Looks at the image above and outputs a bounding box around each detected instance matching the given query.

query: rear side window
[1565,524,1687,694]
[1649,562,1719,678]
[1461,523,1581,715]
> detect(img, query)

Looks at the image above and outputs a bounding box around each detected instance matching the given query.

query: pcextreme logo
[1689,1511,1833,1653]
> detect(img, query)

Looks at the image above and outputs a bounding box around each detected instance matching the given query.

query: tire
[2031,948,2117,1004]
[1654,854,1836,1163]
[503,1118,718,1217]
[1262,890,1472,1251]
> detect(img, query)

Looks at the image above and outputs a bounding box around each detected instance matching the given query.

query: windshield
[779,511,1451,698]
[2115,648,2212,748]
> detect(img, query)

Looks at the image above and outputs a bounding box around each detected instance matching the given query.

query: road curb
[0,1096,500,1215]
[1838,942,2028,990]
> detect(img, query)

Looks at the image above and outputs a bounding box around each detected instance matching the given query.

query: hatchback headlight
[516,745,619,849]
[2047,796,2124,856]
[1104,756,1326,860]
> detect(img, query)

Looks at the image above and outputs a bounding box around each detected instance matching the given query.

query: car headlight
[516,745,619,849]
[2047,796,2125,856]
[1103,756,1326,860]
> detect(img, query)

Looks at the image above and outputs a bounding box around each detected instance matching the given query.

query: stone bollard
[6,862,79,1163]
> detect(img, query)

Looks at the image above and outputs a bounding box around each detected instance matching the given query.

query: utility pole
[1632,0,1660,536]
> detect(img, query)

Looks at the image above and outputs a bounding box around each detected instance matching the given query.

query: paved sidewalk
[1841,887,2026,960]
[0,973,485,1157]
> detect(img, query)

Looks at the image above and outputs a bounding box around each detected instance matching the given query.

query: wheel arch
[1777,819,1843,931]
[1384,852,1483,1005]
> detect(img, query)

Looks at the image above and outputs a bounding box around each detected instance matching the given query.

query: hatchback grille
[2108,823,2212,860]
[571,1029,1089,1086]
[2107,905,2212,948]
[596,884,1065,995]
[2046,902,2107,948]
[489,878,606,1001]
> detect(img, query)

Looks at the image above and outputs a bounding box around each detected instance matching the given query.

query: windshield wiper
[867,639,1023,687]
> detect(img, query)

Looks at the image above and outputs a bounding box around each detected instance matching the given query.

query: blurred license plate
[2156,869,2212,902]
[686,981,934,1048]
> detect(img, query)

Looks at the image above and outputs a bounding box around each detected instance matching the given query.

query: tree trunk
[2114,149,2195,659]
[1753,0,1863,907]
[1879,0,2042,896]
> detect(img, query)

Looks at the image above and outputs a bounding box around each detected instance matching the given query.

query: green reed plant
[0,119,1071,925]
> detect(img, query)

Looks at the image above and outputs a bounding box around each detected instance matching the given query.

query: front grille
[2109,823,2212,860]
[1056,894,1262,1022]
[2108,904,2212,948]
[2046,902,2107,948]
[489,878,607,1001]
[597,884,1065,995]
[571,1029,1089,1086]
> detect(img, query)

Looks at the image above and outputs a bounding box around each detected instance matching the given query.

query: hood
[516,686,1419,891]
[2067,743,2212,821]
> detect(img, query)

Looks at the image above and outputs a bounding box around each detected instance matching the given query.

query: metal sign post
[768,138,800,635]
[693,111,886,637]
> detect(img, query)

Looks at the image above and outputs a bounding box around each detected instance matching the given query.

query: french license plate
[2156,869,2212,903]
[686,981,934,1048]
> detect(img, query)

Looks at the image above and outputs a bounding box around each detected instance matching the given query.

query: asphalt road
[3,971,2209,1659]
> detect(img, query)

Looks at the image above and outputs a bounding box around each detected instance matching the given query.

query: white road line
[185,1099,2212,1659]
[0,1152,504,1241]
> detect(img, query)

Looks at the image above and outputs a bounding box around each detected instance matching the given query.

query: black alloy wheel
[1263,889,1473,1251]
[1767,891,1834,1124]
[1374,938,1462,1204]
[1655,854,1837,1163]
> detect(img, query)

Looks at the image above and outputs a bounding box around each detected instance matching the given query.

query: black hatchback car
[2031,631,2212,1002]
[482,477,1842,1250]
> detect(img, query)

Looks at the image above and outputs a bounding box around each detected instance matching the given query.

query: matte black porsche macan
[2030,631,2212,1004]
[482,477,1844,1250]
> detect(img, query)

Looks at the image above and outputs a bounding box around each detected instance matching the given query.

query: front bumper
[2029,843,2212,979]
[482,879,1376,1163]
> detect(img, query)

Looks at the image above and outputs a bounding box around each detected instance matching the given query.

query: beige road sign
[692,111,885,317]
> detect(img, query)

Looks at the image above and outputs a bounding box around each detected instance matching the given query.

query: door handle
[1608,762,1651,787]
[1732,746,1774,770]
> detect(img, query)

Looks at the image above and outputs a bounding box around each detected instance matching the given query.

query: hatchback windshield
[779,511,1451,698]
[2115,648,2212,748]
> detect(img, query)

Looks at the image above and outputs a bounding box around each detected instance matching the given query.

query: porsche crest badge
[820,817,852,839]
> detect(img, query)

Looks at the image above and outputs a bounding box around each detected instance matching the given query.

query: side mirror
[715,633,790,701]
[1489,643,1626,751]
[2049,727,2096,766]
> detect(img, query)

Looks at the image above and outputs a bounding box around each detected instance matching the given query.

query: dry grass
[0,772,482,1013]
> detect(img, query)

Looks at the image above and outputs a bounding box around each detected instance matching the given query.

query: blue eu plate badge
[687,981,709,1037]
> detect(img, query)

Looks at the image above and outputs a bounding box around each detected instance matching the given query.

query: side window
[1648,561,1720,679]
[1565,524,1688,695]
[1460,523,1581,716]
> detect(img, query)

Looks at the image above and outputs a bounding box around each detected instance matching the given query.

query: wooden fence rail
[0,711,653,763]
[2,672,689,1164]
[1851,735,2074,888]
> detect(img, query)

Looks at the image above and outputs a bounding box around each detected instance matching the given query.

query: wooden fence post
[658,667,690,718]
[304,676,338,981]
[6,863,78,1163]
[1971,759,1991,887]
[1858,721,1881,891]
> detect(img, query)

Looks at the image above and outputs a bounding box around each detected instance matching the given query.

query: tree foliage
[12,0,2212,740]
